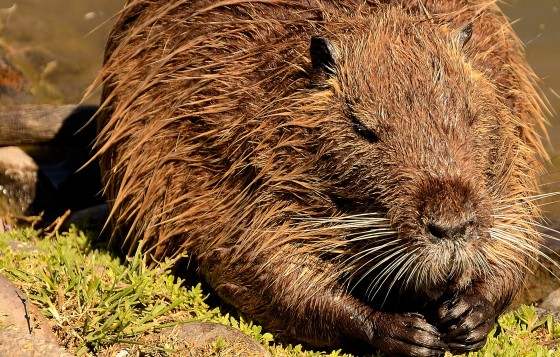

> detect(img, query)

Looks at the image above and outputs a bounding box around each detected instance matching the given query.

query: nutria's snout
[380,176,497,297]
[412,177,493,244]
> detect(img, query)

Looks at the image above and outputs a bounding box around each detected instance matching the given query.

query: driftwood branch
[0,104,98,146]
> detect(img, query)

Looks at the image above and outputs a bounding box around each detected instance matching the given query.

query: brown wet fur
[95,1,549,355]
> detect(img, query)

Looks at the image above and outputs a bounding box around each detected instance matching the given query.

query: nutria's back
[96,1,547,355]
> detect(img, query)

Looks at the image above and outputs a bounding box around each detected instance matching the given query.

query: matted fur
[96,0,549,354]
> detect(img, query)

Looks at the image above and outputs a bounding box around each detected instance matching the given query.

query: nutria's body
[96,1,547,355]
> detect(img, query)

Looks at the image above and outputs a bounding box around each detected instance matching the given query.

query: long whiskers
[377,245,421,306]
[492,191,560,211]
[490,225,560,281]
[363,245,418,302]
[493,214,560,242]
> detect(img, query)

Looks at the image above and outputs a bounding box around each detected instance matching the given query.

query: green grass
[0,226,559,356]
[1,227,210,355]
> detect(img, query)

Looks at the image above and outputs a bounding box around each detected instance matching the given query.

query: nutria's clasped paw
[96,1,548,355]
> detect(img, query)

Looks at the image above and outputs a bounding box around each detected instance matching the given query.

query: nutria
[95,0,548,355]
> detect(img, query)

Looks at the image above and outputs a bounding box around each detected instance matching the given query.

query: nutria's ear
[310,35,337,75]
[457,22,473,48]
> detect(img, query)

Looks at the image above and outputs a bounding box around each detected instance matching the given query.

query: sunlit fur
[94,0,551,350]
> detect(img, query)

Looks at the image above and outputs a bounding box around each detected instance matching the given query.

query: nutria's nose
[426,219,474,241]
[417,177,487,242]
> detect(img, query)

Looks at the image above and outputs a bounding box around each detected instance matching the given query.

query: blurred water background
[0,0,558,221]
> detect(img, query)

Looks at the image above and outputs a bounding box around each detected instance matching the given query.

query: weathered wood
[0,104,98,146]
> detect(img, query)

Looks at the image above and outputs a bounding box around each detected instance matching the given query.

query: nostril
[427,222,446,240]
[426,220,472,241]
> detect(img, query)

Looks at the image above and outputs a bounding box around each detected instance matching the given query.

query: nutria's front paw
[371,312,447,357]
[436,294,495,352]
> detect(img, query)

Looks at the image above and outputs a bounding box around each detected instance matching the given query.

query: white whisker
[491,227,560,281]
[364,246,416,302]
[492,223,560,273]
[494,191,560,205]
[346,245,409,296]
[338,239,400,267]
[380,247,420,306]
[493,214,560,241]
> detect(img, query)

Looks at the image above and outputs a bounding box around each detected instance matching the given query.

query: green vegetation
[0,227,559,356]
[470,305,560,357]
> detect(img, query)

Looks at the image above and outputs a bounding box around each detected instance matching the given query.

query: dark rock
[62,204,109,232]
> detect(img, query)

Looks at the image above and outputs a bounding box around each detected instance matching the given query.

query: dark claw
[370,312,448,356]
[435,293,496,351]
[438,296,472,325]
[447,310,494,341]
[449,338,488,353]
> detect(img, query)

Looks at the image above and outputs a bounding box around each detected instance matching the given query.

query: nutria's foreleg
[201,246,448,356]
[435,291,495,352]
[433,276,520,353]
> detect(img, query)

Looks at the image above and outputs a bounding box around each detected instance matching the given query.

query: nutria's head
[295,14,543,302]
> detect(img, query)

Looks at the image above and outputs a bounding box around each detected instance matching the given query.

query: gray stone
[534,307,560,325]
[0,273,74,356]
[0,273,56,341]
[62,204,109,232]
[0,146,38,220]
[0,329,74,357]
[540,288,560,311]
[161,321,271,356]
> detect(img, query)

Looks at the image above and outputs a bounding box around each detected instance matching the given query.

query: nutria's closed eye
[349,113,380,143]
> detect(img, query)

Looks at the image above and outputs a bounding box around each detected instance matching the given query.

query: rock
[0,104,98,146]
[5,239,38,254]
[534,307,560,325]
[159,322,270,356]
[540,288,560,311]
[0,104,102,225]
[0,143,103,226]
[0,273,73,356]
[0,146,39,220]
[0,329,74,357]
[0,273,57,341]
[62,204,109,232]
